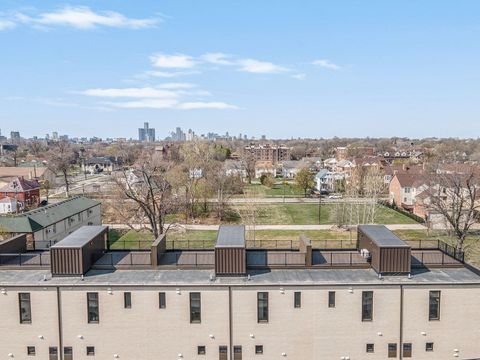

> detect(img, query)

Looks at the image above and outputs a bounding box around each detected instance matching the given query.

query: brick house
[389,173,427,214]
[0,177,41,210]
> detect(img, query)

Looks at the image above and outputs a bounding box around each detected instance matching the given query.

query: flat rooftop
[359,224,410,247]
[0,267,480,287]
[50,226,107,248]
[215,225,246,248]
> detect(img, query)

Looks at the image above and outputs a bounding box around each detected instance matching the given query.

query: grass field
[240,182,306,197]
[239,203,417,225]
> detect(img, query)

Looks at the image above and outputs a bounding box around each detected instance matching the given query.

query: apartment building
[0,225,479,360]
[0,196,101,248]
[244,144,291,164]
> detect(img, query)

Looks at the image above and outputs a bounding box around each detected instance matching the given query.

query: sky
[1,1,480,140]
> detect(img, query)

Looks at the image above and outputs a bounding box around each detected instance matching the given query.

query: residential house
[389,173,427,214]
[0,196,101,249]
[0,197,17,215]
[85,157,116,174]
[0,177,41,210]
[255,161,277,178]
[281,160,308,179]
[0,166,56,188]
[315,169,345,193]
[223,160,247,179]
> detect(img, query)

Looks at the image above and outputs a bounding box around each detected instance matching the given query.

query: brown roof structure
[0,177,40,192]
[394,173,426,188]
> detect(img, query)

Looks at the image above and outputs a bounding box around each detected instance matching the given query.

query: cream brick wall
[402,286,480,360]
[60,287,230,360]
[0,287,59,359]
[0,284,479,360]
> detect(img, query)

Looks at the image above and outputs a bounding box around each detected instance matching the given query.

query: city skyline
[1,1,480,139]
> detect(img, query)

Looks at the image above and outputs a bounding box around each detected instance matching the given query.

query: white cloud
[150,53,197,68]
[0,19,16,30]
[237,58,289,74]
[201,52,235,65]
[312,59,341,70]
[156,83,196,89]
[178,102,238,110]
[82,87,178,98]
[292,73,306,80]
[1,6,159,30]
[80,84,237,111]
[109,98,179,109]
[34,6,157,29]
[142,70,199,78]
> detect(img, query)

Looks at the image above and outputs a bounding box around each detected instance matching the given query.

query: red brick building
[0,177,41,210]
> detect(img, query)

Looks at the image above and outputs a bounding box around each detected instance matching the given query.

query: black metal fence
[0,253,50,267]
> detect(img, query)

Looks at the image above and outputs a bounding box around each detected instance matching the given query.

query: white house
[0,197,16,214]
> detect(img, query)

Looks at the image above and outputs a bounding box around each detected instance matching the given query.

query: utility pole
[318,194,322,225]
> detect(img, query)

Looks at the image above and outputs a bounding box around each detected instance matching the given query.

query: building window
[234,346,242,360]
[257,292,269,323]
[87,292,99,324]
[27,346,36,356]
[403,343,412,358]
[366,344,374,353]
[388,344,397,358]
[19,293,32,324]
[190,292,201,323]
[219,346,228,360]
[159,292,166,309]
[64,347,73,360]
[86,347,95,356]
[294,292,301,308]
[124,292,132,309]
[49,347,58,360]
[328,291,336,308]
[255,345,264,355]
[426,342,434,352]
[429,291,441,321]
[198,346,206,355]
[362,291,373,321]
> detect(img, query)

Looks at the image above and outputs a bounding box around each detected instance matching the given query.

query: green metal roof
[0,196,100,233]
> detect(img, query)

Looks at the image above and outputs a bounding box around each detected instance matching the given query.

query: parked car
[328,194,343,199]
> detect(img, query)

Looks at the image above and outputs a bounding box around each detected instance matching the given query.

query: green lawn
[241,182,305,197]
[108,229,154,249]
[238,203,417,225]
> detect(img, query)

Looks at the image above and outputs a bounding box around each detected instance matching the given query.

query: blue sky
[1,1,479,139]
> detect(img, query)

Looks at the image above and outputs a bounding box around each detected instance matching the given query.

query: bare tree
[28,140,45,156]
[211,162,244,220]
[240,151,256,184]
[423,167,480,252]
[112,154,177,238]
[46,141,78,197]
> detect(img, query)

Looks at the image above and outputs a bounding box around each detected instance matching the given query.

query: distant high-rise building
[52,132,59,141]
[186,129,196,141]
[139,122,156,142]
[10,131,20,140]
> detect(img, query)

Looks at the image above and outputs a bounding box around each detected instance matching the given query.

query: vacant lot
[236,203,417,225]
[240,182,306,197]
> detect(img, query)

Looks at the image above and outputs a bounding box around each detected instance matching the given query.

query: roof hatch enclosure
[215,225,246,276]
[357,225,411,274]
[50,226,108,276]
